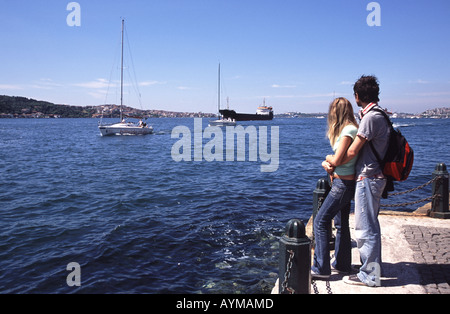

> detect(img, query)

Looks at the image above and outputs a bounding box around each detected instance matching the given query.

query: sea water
[0,117,448,293]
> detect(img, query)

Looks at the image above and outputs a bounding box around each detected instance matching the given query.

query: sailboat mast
[218,63,221,117]
[120,19,124,122]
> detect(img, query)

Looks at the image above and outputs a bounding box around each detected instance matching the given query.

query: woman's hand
[326,155,334,164]
[322,161,335,174]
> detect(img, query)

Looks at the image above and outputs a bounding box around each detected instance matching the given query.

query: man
[327,75,390,287]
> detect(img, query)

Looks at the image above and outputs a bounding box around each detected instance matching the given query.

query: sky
[0,0,449,114]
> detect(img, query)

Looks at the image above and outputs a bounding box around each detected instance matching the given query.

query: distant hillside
[0,95,215,118]
[0,95,96,118]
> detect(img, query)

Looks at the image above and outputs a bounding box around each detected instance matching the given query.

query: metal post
[312,177,331,222]
[430,163,450,219]
[312,177,334,248]
[279,219,311,294]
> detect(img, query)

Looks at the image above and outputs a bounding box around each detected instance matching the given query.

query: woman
[312,97,359,279]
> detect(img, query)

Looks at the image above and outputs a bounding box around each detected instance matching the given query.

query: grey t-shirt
[355,106,390,178]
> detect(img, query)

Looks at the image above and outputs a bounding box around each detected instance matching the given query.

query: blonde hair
[327,97,358,148]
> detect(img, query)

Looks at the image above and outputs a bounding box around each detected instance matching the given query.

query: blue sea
[0,117,448,294]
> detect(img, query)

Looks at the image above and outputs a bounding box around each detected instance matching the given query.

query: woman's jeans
[354,177,386,287]
[312,179,355,275]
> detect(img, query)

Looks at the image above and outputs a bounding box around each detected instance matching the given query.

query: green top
[332,124,358,176]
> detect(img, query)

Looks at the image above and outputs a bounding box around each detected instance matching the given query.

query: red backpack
[369,108,414,182]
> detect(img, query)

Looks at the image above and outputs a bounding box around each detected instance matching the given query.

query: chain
[312,250,332,295]
[282,249,334,294]
[317,196,325,211]
[311,279,333,294]
[326,281,333,294]
[281,250,295,294]
[312,280,319,294]
[381,177,440,208]
[381,195,439,208]
[389,177,437,196]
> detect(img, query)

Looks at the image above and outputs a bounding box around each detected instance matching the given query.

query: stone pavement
[403,224,450,294]
[272,207,450,294]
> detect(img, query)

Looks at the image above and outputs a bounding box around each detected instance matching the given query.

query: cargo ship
[219,100,274,122]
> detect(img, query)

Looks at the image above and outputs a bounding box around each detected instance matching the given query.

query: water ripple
[0,118,448,293]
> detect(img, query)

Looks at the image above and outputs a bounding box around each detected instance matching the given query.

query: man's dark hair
[353,75,380,103]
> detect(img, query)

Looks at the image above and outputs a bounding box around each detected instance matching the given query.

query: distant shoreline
[1,95,449,119]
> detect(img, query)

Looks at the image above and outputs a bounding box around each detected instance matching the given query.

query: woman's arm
[326,136,353,168]
[327,135,366,167]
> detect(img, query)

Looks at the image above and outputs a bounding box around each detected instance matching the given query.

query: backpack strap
[366,108,396,197]
[367,108,393,163]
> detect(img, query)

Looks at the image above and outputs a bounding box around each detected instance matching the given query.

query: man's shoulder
[358,107,390,140]
[361,107,389,126]
[365,106,386,118]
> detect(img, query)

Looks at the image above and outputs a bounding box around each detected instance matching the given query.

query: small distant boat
[209,64,236,127]
[219,99,274,122]
[209,117,236,127]
[98,19,153,136]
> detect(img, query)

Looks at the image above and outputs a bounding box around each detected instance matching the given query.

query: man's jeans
[312,179,355,275]
[354,177,386,287]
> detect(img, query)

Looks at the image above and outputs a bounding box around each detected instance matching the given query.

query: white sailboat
[98,118,153,136]
[99,19,153,136]
[209,64,236,127]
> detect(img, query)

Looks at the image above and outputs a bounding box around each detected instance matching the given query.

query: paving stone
[404,225,450,294]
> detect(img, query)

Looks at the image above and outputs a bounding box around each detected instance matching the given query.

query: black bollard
[430,163,450,219]
[312,177,331,222]
[312,177,334,248]
[279,219,311,294]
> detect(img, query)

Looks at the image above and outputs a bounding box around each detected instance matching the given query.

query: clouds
[139,81,166,87]
[0,84,23,90]
[69,78,171,105]
[409,79,430,85]
[265,92,340,99]
[0,79,64,91]
[70,79,111,101]
[69,78,167,100]
[73,79,166,89]
[410,91,450,97]
[73,78,111,89]
[271,84,297,88]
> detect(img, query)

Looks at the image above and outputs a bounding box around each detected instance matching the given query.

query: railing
[381,163,449,219]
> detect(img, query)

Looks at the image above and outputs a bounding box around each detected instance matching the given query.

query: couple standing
[312,75,390,287]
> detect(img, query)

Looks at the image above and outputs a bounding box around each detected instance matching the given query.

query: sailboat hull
[99,122,154,136]
[208,119,236,127]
